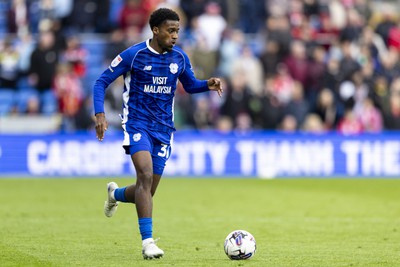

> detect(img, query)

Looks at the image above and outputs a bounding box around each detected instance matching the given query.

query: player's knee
[136,170,153,189]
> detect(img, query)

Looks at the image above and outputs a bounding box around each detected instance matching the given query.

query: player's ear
[153,26,159,35]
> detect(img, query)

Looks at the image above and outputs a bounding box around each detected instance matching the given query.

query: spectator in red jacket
[119,0,148,32]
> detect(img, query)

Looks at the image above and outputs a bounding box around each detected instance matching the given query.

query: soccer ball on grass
[224,230,256,260]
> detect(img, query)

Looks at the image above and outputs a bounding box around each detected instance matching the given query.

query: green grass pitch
[0,178,399,266]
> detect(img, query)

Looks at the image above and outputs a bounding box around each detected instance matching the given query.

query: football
[224,230,256,260]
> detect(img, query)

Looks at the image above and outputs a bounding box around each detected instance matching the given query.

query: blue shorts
[122,125,173,175]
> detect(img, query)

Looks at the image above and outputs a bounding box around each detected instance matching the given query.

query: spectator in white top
[197,2,227,52]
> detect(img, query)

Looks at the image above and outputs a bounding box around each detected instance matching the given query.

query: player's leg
[135,135,170,259]
[104,129,151,216]
[110,130,169,206]
[104,181,119,217]
[105,173,161,215]
[131,151,164,259]
[131,150,153,218]
[123,174,162,203]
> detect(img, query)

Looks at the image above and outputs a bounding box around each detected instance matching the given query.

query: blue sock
[139,218,153,240]
[113,187,127,202]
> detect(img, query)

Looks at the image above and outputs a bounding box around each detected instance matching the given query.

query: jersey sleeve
[178,51,209,94]
[93,49,132,114]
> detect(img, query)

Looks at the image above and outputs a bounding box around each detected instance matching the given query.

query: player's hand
[207,77,223,97]
[95,113,108,141]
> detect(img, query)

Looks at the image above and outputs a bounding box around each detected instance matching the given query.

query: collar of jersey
[146,39,168,55]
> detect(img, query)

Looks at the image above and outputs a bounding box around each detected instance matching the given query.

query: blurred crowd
[1,0,400,134]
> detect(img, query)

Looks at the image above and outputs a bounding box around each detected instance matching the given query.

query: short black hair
[149,8,180,30]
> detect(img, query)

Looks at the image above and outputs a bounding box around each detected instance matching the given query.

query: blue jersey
[93,39,209,133]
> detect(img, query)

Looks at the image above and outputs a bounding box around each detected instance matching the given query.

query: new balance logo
[143,65,152,71]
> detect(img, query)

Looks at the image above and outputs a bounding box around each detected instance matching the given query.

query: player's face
[155,20,179,52]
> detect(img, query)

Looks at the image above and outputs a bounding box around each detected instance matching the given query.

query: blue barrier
[0,131,399,177]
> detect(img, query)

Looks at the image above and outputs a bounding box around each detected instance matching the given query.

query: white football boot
[142,238,164,259]
[104,182,119,217]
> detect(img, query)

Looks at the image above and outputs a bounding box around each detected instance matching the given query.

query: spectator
[359,26,387,63]
[303,0,320,18]
[218,28,245,77]
[53,62,84,131]
[235,112,252,133]
[62,35,87,78]
[74,96,95,131]
[25,96,41,115]
[313,88,342,130]
[125,25,142,47]
[15,32,35,77]
[355,97,383,132]
[230,45,264,95]
[119,0,148,32]
[236,0,266,33]
[338,40,360,83]
[279,114,297,132]
[352,70,370,111]
[220,72,253,128]
[38,0,56,22]
[283,40,309,88]
[192,96,215,129]
[53,0,73,22]
[321,55,341,92]
[29,30,59,92]
[377,47,400,84]
[196,1,227,52]
[269,63,295,105]
[382,78,400,130]
[94,0,111,33]
[301,113,325,133]
[288,0,304,30]
[375,8,396,46]
[292,18,318,55]
[361,58,375,94]
[339,9,364,42]
[255,78,282,129]
[370,75,390,114]
[104,28,128,64]
[41,19,67,51]
[328,0,347,30]
[338,69,369,111]
[354,0,371,22]
[259,40,280,78]
[266,15,292,61]
[215,115,233,133]
[316,14,340,50]
[7,0,29,36]
[180,0,208,30]
[0,37,20,89]
[337,108,363,135]
[66,0,98,32]
[383,90,400,130]
[183,17,218,80]
[306,46,327,103]
[283,82,309,128]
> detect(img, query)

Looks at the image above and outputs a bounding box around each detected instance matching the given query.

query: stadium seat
[0,1,8,34]
[109,0,124,26]
[16,77,33,90]
[41,90,58,115]
[0,89,16,115]
[83,41,106,56]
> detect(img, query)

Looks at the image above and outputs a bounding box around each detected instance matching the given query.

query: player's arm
[93,51,131,141]
[179,52,223,97]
